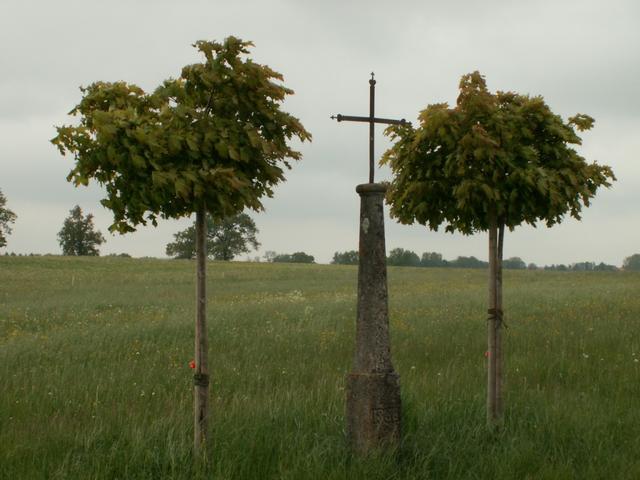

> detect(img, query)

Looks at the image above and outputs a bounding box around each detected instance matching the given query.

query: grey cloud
[1,0,638,264]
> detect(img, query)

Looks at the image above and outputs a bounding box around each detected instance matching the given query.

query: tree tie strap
[193,373,210,387]
[487,308,508,329]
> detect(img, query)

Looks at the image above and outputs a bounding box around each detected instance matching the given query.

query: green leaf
[186,135,198,152]
[215,142,229,158]
[246,128,260,147]
[132,155,146,169]
[175,178,189,198]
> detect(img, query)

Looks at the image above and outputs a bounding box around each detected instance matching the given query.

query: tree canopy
[502,257,526,270]
[52,37,311,232]
[332,250,359,265]
[623,254,640,271]
[420,251,446,267]
[387,248,420,267]
[382,71,615,234]
[449,256,488,269]
[0,188,17,248]
[166,213,259,260]
[58,205,105,256]
[272,252,315,263]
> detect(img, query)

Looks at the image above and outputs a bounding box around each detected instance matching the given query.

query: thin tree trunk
[194,207,209,458]
[487,218,499,426]
[495,223,505,420]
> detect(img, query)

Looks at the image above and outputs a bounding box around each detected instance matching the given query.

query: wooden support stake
[487,219,505,427]
[194,207,209,457]
[487,219,498,426]
[496,223,505,418]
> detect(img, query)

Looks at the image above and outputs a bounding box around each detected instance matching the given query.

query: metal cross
[332,73,408,183]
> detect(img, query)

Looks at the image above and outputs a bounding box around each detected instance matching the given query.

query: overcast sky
[1,0,638,265]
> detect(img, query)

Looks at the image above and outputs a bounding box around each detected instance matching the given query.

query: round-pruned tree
[58,205,105,256]
[52,37,311,457]
[0,188,17,249]
[382,71,614,426]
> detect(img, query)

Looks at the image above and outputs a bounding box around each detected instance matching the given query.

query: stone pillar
[346,183,401,454]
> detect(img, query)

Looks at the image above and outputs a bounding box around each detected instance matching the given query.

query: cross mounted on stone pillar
[331,72,406,454]
[331,72,408,183]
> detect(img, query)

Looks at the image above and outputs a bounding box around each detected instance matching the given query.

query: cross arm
[331,114,408,126]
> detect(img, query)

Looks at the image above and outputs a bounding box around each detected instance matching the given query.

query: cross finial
[331,73,407,183]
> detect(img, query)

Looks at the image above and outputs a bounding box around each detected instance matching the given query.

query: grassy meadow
[1,255,640,479]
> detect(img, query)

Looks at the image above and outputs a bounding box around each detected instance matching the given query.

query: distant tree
[332,250,358,265]
[449,256,488,269]
[503,257,526,270]
[383,71,614,425]
[0,188,17,248]
[420,251,446,267]
[166,225,196,259]
[623,254,640,271]
[210,214,259,260]
[527,263,538,270]
[263,250,277,262]
[57,205,105,256]
[272,252,314,263]
[387,248,420,267]
[571,261,595,271]
[594,262,617,271]
[51,37,310,455]
[166,213,259,260]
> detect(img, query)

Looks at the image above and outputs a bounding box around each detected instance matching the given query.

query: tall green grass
[1,256,639,479]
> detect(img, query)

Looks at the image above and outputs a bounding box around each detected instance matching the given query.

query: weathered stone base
[346,372,401,454]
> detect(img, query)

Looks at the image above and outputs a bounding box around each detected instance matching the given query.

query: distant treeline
[5,250,640,271]
[3,252,132,258]
[263,251,315,264]
[332,248,629,271]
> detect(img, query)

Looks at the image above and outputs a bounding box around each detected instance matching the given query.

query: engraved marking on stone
[362,217,370,234]
[372,407,400,428]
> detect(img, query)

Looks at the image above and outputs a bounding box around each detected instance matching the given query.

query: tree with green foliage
[387,247,421,267]
[623,254,640,271]
[420,251,446,267]
[449,255,488,269]
[503,257,526,270]
[263,250,277,262]
[332,250,358,265]
[383,71,614,426]
[57,205,105,256]
[545,264,569,271]
[593,262,617,271]
[272,251,315,263]
[571,261,595,271]
[0,188,17,249]
[52,37,310,458]
[166,213,259,260]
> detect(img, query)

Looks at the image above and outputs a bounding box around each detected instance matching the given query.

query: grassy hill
[2,256,639,479]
